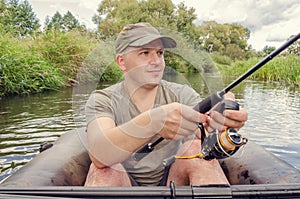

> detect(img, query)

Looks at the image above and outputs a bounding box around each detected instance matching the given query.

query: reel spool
[201,128,248,160]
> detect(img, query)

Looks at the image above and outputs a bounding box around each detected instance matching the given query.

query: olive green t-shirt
[85,80,201,186]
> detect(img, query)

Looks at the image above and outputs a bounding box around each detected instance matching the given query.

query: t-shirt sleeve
[85,90,115,125]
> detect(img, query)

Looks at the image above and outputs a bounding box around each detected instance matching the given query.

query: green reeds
[218,55,300,87]
[0,30,98,97]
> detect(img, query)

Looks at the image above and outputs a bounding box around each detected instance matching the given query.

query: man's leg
[167,139,229,186]
[84,163,132,186]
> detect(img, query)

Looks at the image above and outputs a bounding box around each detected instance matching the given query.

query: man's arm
[86,103,208,168]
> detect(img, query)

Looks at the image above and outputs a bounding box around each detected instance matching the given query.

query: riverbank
[215,54,300,87]
[0,30,98,97]
[1,30,299,97]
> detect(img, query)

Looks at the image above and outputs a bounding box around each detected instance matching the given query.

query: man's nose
[149,53,162,65]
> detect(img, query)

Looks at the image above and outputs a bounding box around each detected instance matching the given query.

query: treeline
[0,0,299,97]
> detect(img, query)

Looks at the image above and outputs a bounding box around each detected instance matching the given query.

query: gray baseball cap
[115,22,177,54]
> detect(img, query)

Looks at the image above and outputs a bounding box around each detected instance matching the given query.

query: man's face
[120,39,166,88]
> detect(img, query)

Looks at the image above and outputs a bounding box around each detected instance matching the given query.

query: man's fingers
[224,92,235,100]
[206,116,226,132]
[224,109,248,122]
[180,104,208,124]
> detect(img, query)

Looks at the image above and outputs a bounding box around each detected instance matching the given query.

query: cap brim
[129,35,177,49]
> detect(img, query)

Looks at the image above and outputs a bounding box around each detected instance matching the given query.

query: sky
[27,0,300,51]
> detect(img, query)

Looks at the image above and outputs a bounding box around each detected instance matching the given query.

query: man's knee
[177,139,202,157]
[85,163,132,186]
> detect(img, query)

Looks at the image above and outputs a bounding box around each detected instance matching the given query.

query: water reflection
[0,89,86,181]
[0,74,299,182]
[237,81,300,166]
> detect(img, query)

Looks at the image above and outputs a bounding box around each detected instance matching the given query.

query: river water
[0,73,299,182]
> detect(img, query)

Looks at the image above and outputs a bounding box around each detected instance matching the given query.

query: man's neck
[123,81,159,112]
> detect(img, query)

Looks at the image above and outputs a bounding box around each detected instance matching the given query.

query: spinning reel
[176,99,248,160]
[200,99,248,160]
[201,127,248,160]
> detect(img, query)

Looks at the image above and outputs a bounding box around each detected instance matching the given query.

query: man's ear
[116,54,126,72]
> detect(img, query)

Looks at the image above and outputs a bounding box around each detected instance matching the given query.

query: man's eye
[140,51,149,55]
[157,51,164,56]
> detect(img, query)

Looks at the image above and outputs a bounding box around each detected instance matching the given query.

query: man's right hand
[151,103,208,140]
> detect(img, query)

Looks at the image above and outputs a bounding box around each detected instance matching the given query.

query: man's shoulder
[159,80,200,105]
[92,82,123,96]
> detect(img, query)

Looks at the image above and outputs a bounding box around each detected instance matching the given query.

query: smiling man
[84,22,248,186]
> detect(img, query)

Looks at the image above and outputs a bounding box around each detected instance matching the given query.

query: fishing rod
[133,33,300,161]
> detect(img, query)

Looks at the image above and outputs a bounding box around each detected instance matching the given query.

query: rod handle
[193,91,224,113]
[132,137,164,161]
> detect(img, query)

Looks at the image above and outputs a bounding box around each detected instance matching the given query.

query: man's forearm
[86,111,157,167]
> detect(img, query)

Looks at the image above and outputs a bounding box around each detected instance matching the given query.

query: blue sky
[27,0,300,50]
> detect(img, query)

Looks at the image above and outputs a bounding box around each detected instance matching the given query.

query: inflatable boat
[0,128,300,198]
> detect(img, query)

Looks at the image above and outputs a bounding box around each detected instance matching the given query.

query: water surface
[0,74,299,182]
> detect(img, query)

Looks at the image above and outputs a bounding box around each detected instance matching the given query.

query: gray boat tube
[1,128,300,186]
[0,128,91,186]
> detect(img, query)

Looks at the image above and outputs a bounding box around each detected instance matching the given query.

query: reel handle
[198,99,240,143]
[193,92,223,113]
[213,99,240,113]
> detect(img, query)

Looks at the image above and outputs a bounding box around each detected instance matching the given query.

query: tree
[173,2,198,44]
[61,11,80,32]
[262,45,276,57]
[287,35,299,56]
[45,11,63,31]
[0,0,6,32]
[93,0,198,40]
[196,21,251,59]
[0,0,5,14]
[1,0,40,36]
[92,0,252,61]
[45,11,82,32]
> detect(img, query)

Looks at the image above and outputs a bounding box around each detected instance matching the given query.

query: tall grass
[216,55,300,86]
[1,30,298,97]
[0,30,98,97]
[0,35,62,95]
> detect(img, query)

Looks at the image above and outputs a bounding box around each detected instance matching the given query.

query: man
[84,22,247,186]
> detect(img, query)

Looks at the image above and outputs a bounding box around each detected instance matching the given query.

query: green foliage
[1,0,298,97]
[93,0,217,73]
[93,0,198,39]
[262,45,276,57]
[0,0,40,36]
[210,53,232,66]
[35,30,93,78]
[219,55,300,86]
[287,35,300,56]
[197,21,250,59]
[0,30,99,96]
[44,11,84,32]
[224,44,245,60]
[0,34,64,96]
[93,1,252,62]
[77,39,123,84]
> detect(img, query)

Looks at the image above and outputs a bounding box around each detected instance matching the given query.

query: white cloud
[28,0,99,30]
